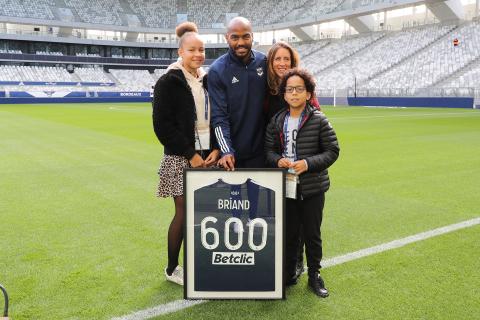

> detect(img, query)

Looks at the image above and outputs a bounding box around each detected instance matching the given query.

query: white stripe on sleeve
[215,126,230,153]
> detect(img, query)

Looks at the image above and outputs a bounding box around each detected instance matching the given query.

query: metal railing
[1,284,8,319]
[317,87,478,98]
[0,53,222,66]
[0,28,178,44]
[349,87,476,97]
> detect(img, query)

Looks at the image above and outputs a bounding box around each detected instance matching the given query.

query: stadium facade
[0,0,479,107]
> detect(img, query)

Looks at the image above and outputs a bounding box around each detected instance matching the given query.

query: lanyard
[203,87,209,121]
[195,86,209,154]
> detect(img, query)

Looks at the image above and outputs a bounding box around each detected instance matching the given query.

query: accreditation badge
[285,171,298,199]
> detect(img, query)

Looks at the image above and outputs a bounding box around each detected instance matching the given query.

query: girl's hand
[189,153,205,168]
[205,149,220,167]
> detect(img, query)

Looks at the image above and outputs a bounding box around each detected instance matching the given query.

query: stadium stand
[1,85,79,92]
[0,0,369,28]
[152,69,168,81]
[0,0,55,20]
[2,19,480,99]
[365,21,480,91]
[441,60,480,90]
[237,0,308,26]
[74,67,113,83]
[126,0,176,28]
[314,24,456,90]
[295,40,331,58]
[351,0,397,9]
[0,64,166,94]
[0,49,22,54]
[63,0,124,25]
[302,32,385,75]
[187,0,236,28]
[0,0,26,18]
[108,69,156,91]
[76,53,101,57]
[0,1,479,102]
[36,51,64,56]
[0,65,73,82]
[287,0,347,21]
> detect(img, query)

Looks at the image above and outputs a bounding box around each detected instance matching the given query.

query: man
[208,17,267,170]
[208,17,267,231]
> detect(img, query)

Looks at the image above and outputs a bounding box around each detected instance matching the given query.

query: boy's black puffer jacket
[265,103,340,198]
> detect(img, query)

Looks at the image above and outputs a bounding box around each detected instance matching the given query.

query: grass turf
[0,103,479,319]
[160,224,480,320]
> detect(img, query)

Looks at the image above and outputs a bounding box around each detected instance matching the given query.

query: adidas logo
[232,76,239,84]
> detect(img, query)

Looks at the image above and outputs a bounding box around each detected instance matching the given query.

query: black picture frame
[184,168,285,300]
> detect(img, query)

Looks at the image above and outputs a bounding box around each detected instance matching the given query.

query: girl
[152,22,220,285]
[265,68,339,297]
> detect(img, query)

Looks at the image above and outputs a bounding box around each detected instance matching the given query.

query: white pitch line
[321,217,480,267]
[111,300,206,320]
[328,111,480,121]
[112,217,480,320]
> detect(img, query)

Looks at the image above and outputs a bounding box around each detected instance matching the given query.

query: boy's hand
[277,158,292,169]
[290,160,308,174]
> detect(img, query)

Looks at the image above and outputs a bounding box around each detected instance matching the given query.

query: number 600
[200,217,268,251]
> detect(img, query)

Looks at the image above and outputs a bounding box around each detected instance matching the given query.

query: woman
[265,68,339,297]
[152,22,220,286]
[265,41,320,122]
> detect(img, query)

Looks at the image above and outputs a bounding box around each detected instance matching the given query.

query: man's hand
[218,154,235,171]
[290,160,308,175]
[205,149,220,167]
[277,158,292,169]
[189,153,205,168]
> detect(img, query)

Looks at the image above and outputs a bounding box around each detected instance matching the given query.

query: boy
[265,68,339,297]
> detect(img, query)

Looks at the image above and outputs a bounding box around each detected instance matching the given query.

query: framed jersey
[184,169,285,299]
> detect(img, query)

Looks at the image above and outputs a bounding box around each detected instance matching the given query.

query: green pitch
[0,103,479,319]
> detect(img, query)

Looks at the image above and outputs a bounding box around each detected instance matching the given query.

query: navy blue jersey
[208,49,267,160]
[193,179,275,291]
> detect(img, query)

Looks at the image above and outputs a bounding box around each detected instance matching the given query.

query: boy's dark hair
[279,68,316,96]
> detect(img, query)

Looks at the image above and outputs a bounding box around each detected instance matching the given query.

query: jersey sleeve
[208,68,235,156]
